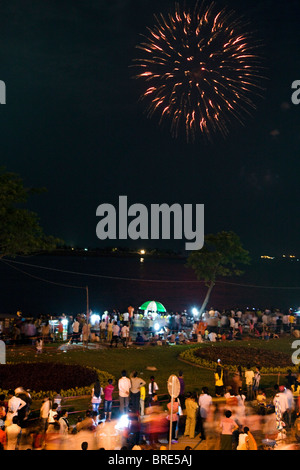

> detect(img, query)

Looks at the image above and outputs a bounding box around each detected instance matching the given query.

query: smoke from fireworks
[133,1,265,142]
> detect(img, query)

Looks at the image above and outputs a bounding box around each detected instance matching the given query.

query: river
[0,254,299,316]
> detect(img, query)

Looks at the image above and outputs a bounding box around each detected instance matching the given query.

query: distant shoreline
[32,248,299,264]
[38,248,187,260]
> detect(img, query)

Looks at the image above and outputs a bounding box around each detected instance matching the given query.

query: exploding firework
[133,1,265,142]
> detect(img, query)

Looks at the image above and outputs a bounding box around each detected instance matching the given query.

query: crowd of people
[1,363,300,451]
[59,306,300,348]
[0,306,299,450]
[1,306,299,349]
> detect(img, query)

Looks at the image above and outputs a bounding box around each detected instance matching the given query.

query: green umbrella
[139,300,166,313]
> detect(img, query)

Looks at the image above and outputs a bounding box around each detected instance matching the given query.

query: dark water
[0,255,299,316]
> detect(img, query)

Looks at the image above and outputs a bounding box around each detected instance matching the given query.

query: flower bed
[0,362,114,399]
[180,346,297,374]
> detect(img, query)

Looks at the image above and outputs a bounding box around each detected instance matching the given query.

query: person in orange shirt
[197,321,207,336]
[57,320,64,341]
[0,423,6,450]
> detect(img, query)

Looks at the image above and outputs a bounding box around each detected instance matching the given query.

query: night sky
[0,0,299,258]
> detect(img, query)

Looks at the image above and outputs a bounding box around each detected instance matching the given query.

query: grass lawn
[6,336,297,399]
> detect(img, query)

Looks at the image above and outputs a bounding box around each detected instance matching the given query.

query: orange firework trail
[133,1,265,142]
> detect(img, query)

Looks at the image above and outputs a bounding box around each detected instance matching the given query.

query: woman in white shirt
[6,390,26,426]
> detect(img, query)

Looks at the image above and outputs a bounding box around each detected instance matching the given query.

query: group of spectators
[192,307,300,341]
[2,363,300,450]
[66,307,300,349]
[1,306,298,349]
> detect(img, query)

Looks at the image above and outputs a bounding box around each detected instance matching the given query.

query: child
[256,389,267,406]
[47,403,59,427]
[36,338,43,354]
[148,376,159,404]
[53,392,63,412]
[256,389,267,415]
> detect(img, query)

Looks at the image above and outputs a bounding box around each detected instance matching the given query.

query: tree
[186,231,250,316]
[0,168,62,258]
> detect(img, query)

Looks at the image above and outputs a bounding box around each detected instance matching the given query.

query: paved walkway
[158,434,216,451]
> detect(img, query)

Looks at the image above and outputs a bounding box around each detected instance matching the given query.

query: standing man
[14,387,32,428]
[178,371,185,410]
[273,385,289,433]
[130,372,146,413]
[184,392,198,439]
[284,386,295,429]
[198,387,212,441]
[100,319,107,342]
[110,321,120,348]
[107,318,113,343]
[57,320,64,342]
[252,366,261,399]
[71,317,80,344]
[40,397,51,431]
[122,310,129,326]
[81,321,90,346]
[118,370,131,415]
[245,365,255,401]
[128,306,134,325]
[121,323,130,348]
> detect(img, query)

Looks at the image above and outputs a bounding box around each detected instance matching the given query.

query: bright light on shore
[115,414,129,430]
[90,314,100,325]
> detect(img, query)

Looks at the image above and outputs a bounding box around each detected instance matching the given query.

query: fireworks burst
[133,1,265,142]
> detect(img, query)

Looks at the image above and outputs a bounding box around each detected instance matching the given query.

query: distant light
[84,248,88,251]
[61,319,68,326]
[140,257,144,263]
[115,414,129,430]
[140,249,146,255]
[154,323,160,331]
[192,308,198,316]
[90,313,100,325]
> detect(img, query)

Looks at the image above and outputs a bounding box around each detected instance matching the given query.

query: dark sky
[0,0,299,258]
